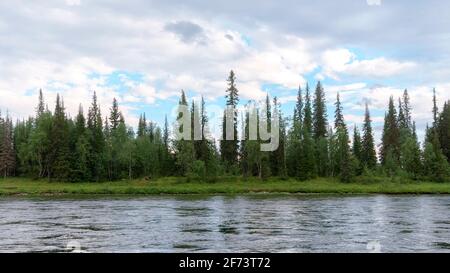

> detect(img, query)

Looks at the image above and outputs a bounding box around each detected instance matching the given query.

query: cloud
[65,0,81,6]
[164,21,206,44]
[0,0,448,134]
[320,49,416,80]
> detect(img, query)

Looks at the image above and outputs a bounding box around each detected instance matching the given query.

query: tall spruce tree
[352,125,363,174]
[400,122,422,179]
[110,98,121,131]
[271,97,286,177]
[313,81,328,138]
[313,81,329,176]
[87,91,105,181]
[361,103,377,169]
[49,94,70,180]
[70,105,90,181]
[381,96,400,170]
[220,70,239,173]
[0,114,16,177]
[174,90,195,176]
[333,93,353,181]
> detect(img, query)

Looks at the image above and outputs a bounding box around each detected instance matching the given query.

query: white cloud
[65,0,81,6]
[0,0,445,135]
[320,49,416,80]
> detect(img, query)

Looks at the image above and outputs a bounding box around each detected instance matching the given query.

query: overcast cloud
[0,0,449,142]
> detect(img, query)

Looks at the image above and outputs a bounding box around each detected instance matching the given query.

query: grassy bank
[1,176,450,196]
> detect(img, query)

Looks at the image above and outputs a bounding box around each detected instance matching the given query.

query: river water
[0,195,449,252]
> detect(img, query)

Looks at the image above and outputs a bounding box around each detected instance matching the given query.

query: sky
[1,0,450,143]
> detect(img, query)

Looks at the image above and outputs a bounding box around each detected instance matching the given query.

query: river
[0,195,449,252]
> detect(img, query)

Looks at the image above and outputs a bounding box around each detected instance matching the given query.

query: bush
[187,160,206,181]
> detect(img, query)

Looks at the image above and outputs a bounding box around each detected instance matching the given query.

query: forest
[0,71,449,183]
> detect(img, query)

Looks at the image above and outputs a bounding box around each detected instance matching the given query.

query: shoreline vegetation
[1,177,450,196]
[1,72,450,189]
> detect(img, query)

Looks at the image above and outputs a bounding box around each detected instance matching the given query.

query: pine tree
[37,89,45,118]
[271,97,286,177]
[423,132,449,182]
[137,114,147,137]
[174,90,195,176]
[298,83,316,179]
[198,96,219,179]
[110,98,121,131]
[398,98,406,132]
[400,122,422,179]
[299,124,316,180]
[361,103,377,169]
[436,101,450,163]
[401,89,412,131]
[381,96,400,168]
[70,105,90,181]
[334,93,344,129]
[294,85,303,126]
[286,90,302,178]
[313,81,329,176]
[0,114,16,177]
[14,117,34,175]
[87,91,105,181]
[49,94,70,180]
[333,93,353,182]
[432,88,438,127]
[352,125,363,175]
[303,83,313,134]
[220,70,240,173]
[313,81,328,138]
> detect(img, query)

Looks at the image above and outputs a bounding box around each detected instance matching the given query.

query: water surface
[0,195,449,252]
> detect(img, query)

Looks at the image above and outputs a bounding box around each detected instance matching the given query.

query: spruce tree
[110,98,121,131]
[0,114,16,177]
[381,96,400,168]
[286,90,302,178]
[401,89,412,131]
[174,90,194,176]
[220,70,240,173]
[303,83,313,134]
[313,81,328,138]
[70,105,90,181]
[333,93,353,181]
[361,103,377,169]
[49,94,70,180]
[437,101,450,162]
[423,132,449,182]
[352,125,363,174]
[400,122,422,179]
[37,89,45,118]
[432,88,438,127]
[271,97,286,177]
[87,91,105,181]
[313,81,328,176]
[299,83,316,179]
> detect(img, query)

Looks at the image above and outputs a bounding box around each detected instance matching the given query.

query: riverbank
[1,177,450,196]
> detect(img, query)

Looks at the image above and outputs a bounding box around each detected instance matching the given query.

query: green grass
[1,176,450,196]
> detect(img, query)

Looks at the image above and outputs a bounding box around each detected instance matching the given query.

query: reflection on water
[0,195,449,252]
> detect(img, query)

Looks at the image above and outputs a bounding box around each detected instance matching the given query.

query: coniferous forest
[1,71,449,183]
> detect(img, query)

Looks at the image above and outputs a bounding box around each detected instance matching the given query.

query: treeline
[0,71,449,182]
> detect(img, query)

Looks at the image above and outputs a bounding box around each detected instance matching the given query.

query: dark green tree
[220,70,240,173]
[87,91,105,181]
[0,114,16,177]
[361,103,377,169]
[49,94,71,180]
[381,96,400,169]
